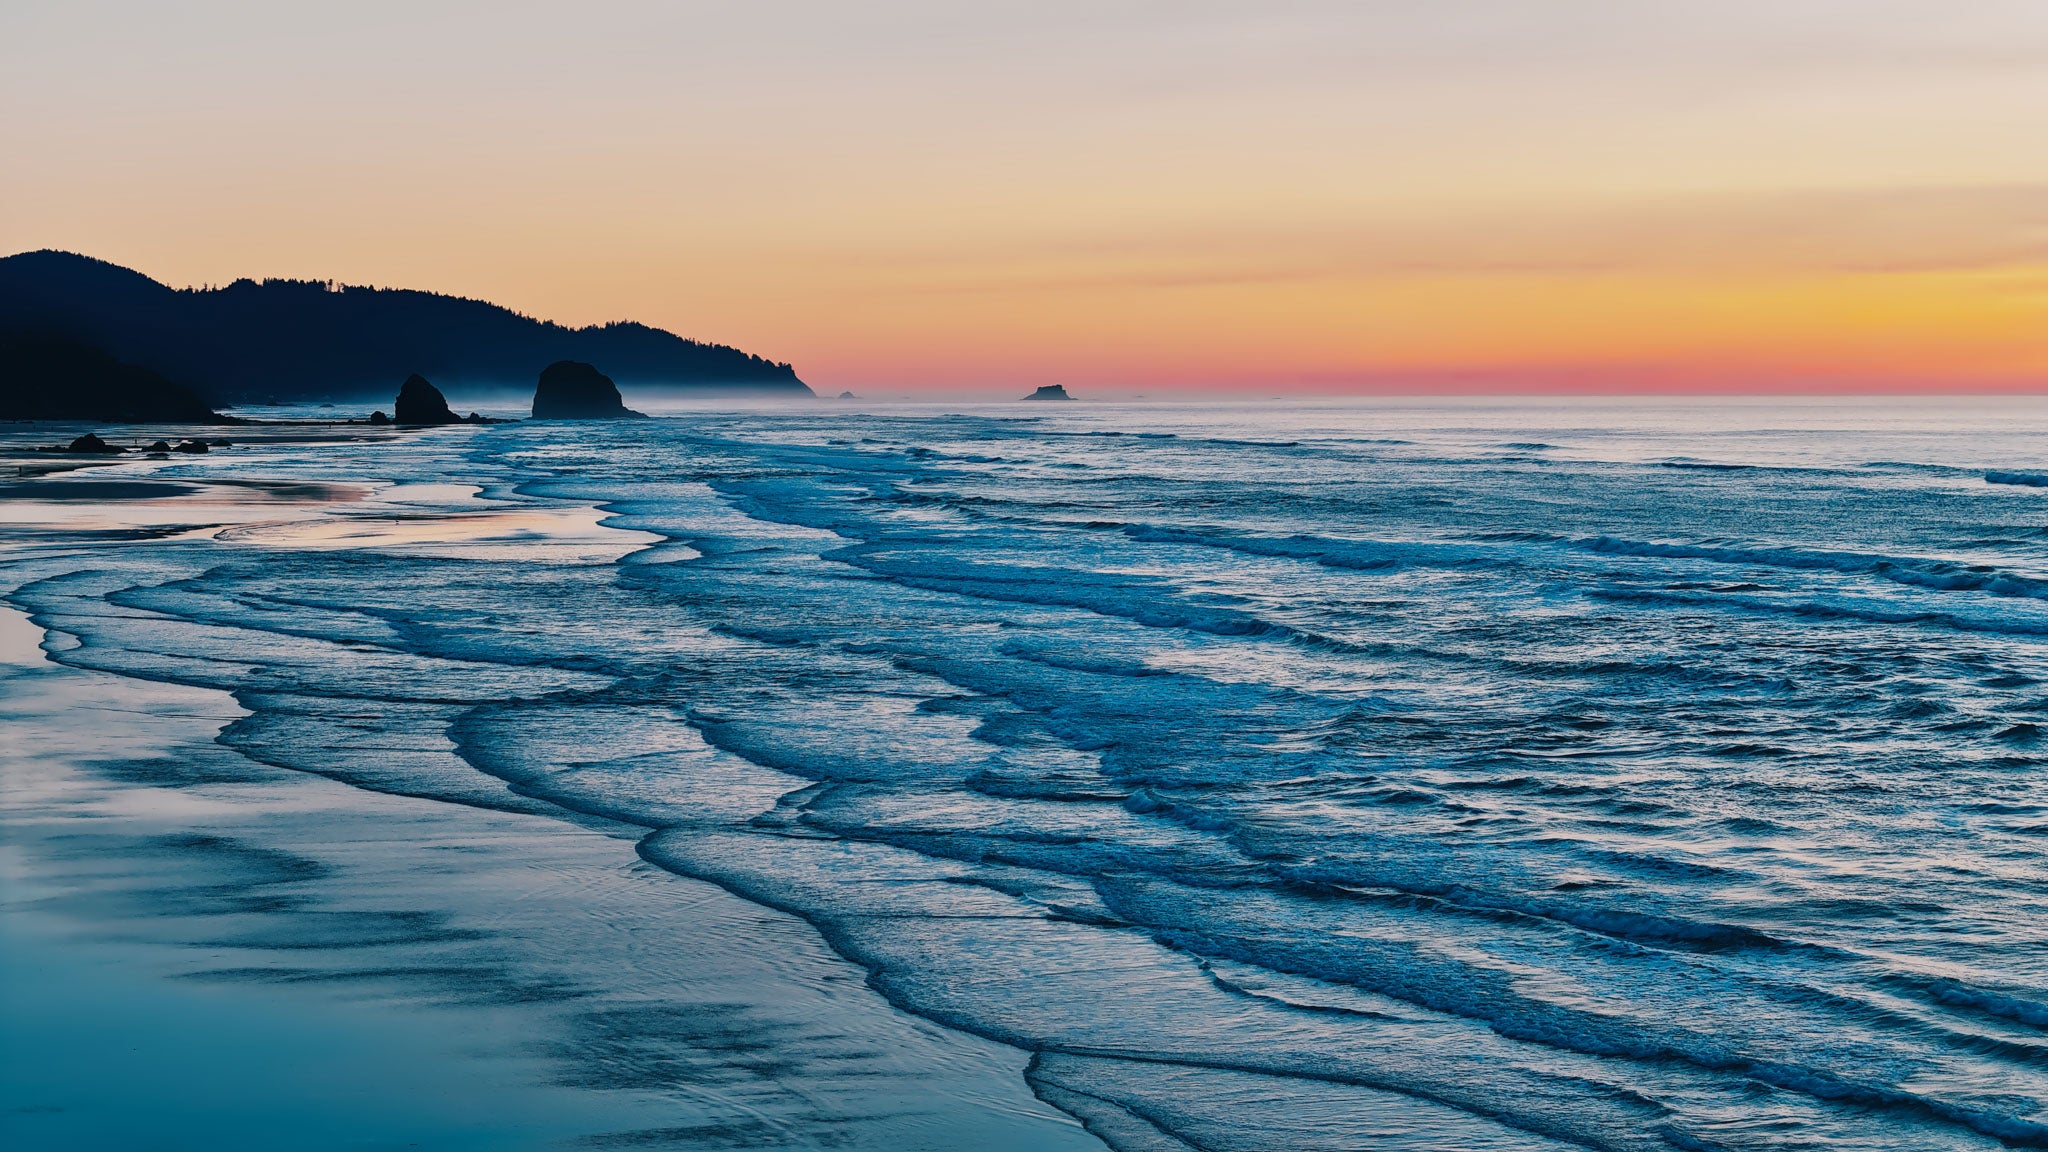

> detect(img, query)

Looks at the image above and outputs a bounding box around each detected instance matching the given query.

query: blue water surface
[5,397,2046,1151]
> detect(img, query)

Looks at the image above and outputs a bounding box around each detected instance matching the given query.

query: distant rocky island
[1022,384,1072,400]
[0,249,811,419]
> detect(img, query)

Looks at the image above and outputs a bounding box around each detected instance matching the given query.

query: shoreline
[10,402,2034,1149]
[0,507,1105,1150]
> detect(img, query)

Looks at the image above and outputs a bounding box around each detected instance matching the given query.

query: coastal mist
[6,398,2046,1151]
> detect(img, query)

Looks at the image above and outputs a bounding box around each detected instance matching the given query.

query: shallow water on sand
[0,594,1098,1152]
[4,398,2046,1151]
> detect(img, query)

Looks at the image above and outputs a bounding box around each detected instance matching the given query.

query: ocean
[3,397,2045,1151]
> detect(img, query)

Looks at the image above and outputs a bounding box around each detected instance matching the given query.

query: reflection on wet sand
[0,476,374,538]
[1,425,656,562]
[215,506,660,562]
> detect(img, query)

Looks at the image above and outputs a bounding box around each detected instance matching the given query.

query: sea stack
[64,432,120,453]
[1022,384,1071,401]
[531,360,645,420]
[393,374,461,425]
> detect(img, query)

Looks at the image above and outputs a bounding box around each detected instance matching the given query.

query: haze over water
[5,398,2045,1150]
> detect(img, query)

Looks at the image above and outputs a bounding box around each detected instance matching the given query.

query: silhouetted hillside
[0,250,811,403]
[0,333,227,422]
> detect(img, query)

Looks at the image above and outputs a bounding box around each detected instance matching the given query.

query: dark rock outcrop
[367,410,391,426]
[1022,384,1072,401]
[65,433,120,453]
[174,439,209,453]
[532,361,645,420]
[394,373,460,425]
[0,333,227,422]
[0,249,812,403]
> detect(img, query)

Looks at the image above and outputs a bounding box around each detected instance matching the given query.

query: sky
[5,1,2048,395]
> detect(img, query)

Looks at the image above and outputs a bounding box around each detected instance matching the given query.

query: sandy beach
[5,403,2045,1151]
[0,433,1103,1151]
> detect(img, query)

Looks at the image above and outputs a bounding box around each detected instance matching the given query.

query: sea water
[4,398,2045,1151]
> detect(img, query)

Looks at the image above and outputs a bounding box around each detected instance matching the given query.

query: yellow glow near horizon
[5,2,2047,393]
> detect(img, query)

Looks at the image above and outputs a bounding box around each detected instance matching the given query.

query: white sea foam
[4,398,2046,1151]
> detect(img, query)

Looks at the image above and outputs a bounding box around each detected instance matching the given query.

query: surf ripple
[7,402,2046,1151]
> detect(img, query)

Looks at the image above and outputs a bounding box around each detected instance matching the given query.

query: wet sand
[0,445,1104,1150]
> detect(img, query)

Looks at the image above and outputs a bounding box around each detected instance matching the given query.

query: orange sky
[5,2,2047,395]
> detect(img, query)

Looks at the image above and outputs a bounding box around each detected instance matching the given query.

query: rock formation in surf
[532,360,645,420]
[64,432,120,453]
[393,373,461,425]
